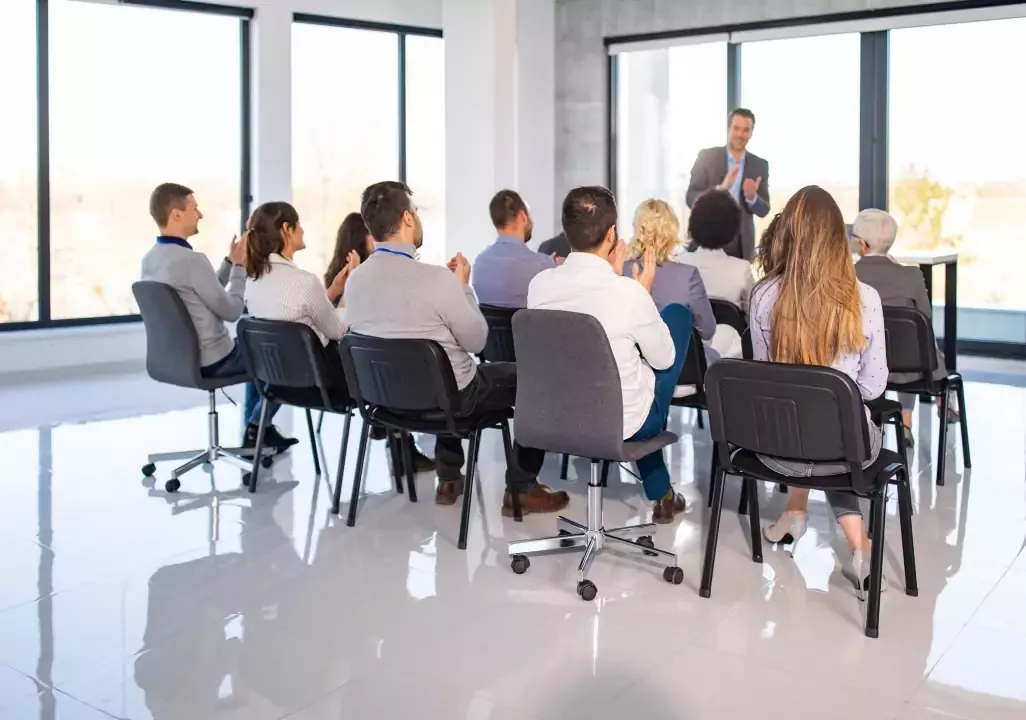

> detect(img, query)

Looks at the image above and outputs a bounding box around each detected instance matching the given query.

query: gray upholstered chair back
[132,281,204,389]
[511,309,625,458]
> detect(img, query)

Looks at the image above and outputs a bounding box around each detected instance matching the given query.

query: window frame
[0,0,253,332]
[605,0,1026,359]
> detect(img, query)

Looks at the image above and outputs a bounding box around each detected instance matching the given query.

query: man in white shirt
[528,186,694,523]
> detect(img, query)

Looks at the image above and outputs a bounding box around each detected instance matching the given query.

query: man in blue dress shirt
[473,190,560,308]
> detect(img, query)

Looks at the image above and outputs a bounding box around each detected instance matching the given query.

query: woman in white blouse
[750,186,887,599]
[244,201,357,345]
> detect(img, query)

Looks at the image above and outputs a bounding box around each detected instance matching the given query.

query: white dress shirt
[527,252,675,438]
[245,254,348,346]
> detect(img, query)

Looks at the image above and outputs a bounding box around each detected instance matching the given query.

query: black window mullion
[726,42,741,111]
[36,0,51,324]
[859,30,888,211]
[399,32,408,184]
[606,53,618,191]
[240,17,252,229]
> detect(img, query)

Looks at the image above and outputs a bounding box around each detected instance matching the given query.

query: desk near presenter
[890,250,960,371]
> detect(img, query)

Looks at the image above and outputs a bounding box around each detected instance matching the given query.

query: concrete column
[251,3,293,205]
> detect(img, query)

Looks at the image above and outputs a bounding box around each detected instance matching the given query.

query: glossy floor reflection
[0,366,1023,720]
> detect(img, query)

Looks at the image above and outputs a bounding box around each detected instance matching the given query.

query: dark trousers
[628,303,693,501]
[434,362,543,493]
[200,341,281,427]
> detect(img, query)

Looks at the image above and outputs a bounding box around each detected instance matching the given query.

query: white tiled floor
[0,361,1023,720]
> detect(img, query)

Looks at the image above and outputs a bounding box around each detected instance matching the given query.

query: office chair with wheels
[132,281,272,493]
[338,334,519,548]
[236,318,357,494]
[701,359,917,639]
[506,310,683,601]
[882,307,970,486]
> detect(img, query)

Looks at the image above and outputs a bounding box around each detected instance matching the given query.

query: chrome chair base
[507,461,684,600]
[142,391,273,491]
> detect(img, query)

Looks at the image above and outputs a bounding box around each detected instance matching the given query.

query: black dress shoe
[245,424,299,452]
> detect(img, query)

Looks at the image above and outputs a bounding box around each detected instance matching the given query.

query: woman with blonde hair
[622,199,721,361]
[751,186,887,598]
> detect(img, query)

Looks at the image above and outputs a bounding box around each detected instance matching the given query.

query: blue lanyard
[372,248,413,259]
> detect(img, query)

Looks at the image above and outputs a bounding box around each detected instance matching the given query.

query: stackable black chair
[701,359,917,639]
[338,334,519,549]
[478,305,519,363]
[133,281,271,493]
[882,307,971,486]
[506,310,683,601]
[236,319,357,494]
[709,298,753,360]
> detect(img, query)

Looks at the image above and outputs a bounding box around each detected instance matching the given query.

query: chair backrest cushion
[676,327,708,388]
[132,281,203,388]
[339,333,460,415]
[710,298,753,358]
[511,310,625,458]
[705,359,871,465]
[479,305,519,363]
[882,306,937,376]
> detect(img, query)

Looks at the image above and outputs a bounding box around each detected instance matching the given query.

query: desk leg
[945,261,958,371]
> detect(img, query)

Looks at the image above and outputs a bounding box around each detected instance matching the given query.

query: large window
[291,24,400,275]
[740,33,861,238]
[0,0,250,329]
[614,42,727,239]
[889,17,1026,344]
[404,35,446,267]
[0,0,38,323]
[49,0,244,320]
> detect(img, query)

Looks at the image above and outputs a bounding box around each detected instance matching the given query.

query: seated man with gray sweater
[343,181,568,515]
[852,208,955,446]
[140,183,295,450]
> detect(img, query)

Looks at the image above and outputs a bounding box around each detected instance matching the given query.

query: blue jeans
[200,342,281,427]
[628,303,693,501]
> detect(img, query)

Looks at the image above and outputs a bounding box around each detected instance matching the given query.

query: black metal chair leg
[559,453,570,480]
[342,419,371,525]
[896,470,918,597]
[316,410,324,434]
[305,409,321,476]
[865,492,888,639]
[247,401,270,494]
[706,451,718,508]
[400,432,418,503]
[386,433,404,494]
[746,478,763,563]
[955,377,971,469]
[500,420,522,522]
[700,466,726,598]
[458,431,480,550]
[737,477,749,515]
[696,409,705,429]
[936,387,950,486]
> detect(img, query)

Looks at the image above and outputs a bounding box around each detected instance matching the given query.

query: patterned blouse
[749,278,888,409]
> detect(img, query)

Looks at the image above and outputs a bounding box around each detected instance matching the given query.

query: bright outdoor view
[616,17,1026,344]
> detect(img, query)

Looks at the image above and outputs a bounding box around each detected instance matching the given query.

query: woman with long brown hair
[324,212,374,292]
[750,186,888,598]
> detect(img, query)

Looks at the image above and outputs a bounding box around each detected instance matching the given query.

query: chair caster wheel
[663,566,684,585]
[165,478,181,493]
[577,580,597,601]
[558,529,575,548]
[261,455,274,469]
[510,555,530,575]
[142,463,156,477]
[242,473,251,487]
[637,535,658,557]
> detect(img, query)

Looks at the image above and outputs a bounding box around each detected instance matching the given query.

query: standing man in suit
[685,108,769,260]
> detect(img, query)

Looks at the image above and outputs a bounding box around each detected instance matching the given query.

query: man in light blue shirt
[473,190,559,308]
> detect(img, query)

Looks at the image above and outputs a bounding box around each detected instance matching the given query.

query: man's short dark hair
[561,186,617,252]
[149,183,193,227]
[729,107,755,126]
[360,181,413,242]
[489,189,528,230]
[688,189,742,250]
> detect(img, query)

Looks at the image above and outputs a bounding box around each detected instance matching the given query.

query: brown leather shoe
[652,491,686,524]
[435,477,465,506]
[502,484,570,517]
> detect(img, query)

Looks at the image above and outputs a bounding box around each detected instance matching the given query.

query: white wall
[0,0,442,381]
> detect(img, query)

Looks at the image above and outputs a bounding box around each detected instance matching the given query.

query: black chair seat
[866,397,903,422]
[195,374,251,392]
[270,385,354,412]
[729,448,903,497]
[619,431,678,462]
[369,406,512,436]
[886,374,959,394]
